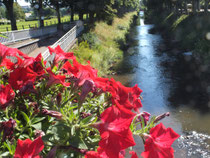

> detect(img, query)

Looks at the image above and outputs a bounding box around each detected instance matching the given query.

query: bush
[79,33,100,49]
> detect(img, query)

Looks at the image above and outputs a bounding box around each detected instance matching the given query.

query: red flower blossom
[0,43,19,62]
[129,151,138,158]
[0,58,14,69]
[0,84,15,109]
[72,59,98,86]
[141,123,180,158]
[48,45,75,65]
[95,105,136,158]
[85,147,125,158]
[8,66,37,90]
[108,79,143,112]
[46,69,70,87]
[14,136,44,158]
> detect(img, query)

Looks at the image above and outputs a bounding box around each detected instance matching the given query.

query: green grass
[171,14,189,30]
[0,14,87,32]
[71,12,136,76]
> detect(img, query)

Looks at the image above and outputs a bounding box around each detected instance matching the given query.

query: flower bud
[42,109,62,119]
[154,112,170,123]
[0,118,16,141]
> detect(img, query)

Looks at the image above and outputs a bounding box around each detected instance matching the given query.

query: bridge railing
[42,21,84,60]
[0,21,79,45]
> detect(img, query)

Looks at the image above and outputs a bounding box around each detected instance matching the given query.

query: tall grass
[72,12,136,76]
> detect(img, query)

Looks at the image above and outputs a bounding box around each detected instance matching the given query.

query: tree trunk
[4,0,17,30]
[204,0,209,13]
[89,12,94,22]
[192,0,196,14]
[196,0,200,12]
[184,0,188,14]
[79,12,83,20]
[70,5,74,22]
[56,2,61,24]
[38,0,44,27]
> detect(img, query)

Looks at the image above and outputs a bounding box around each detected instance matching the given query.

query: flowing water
[113,16,210,157]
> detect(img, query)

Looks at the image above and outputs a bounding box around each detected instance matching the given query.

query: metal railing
[0,22,77,45]
[42,21,84,60]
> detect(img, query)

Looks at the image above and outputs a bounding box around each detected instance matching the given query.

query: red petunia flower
[129,151,138,158]
[0,43,19,62]
[141,123,180,158]
[108,78,143,112]
[0,84,15,109]
[14,136,44,158]
[95,105,136,158]
[72,59,98,86]
[46,69,70,87]
[8,66,37,90]
[85,147,125,158]
[48,45,75,65]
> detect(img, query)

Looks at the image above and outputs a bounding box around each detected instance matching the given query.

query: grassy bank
[145,11,210,64]
[71,12,137,76]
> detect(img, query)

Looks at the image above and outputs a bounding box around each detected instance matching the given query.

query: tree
[26,0,44,27]
[44,0,63,25]
[13,2,25,20]
[0,6,6,19]
[1,0,17,30]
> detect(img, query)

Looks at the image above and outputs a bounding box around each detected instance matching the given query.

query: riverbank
[145,11,210,66]
[71,12,138,76]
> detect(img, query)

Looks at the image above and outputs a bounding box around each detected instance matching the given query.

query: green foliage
[12,2,25,20]
[0,6,6,19]
[43,7,56,18]
[79,33,100,49]
[172,14,189,30]
[72,12,135,76]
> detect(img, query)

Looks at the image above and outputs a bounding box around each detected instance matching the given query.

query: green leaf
[31,117,46,125]
[3,142,12,154]
[69,134,88,149]
[20,111,30,125]
[80,115,95,125]
[31,122,42,130]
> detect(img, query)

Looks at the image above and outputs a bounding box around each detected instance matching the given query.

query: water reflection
[111,18,210,157]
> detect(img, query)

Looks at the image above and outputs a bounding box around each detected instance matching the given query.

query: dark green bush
[79,32,100,49]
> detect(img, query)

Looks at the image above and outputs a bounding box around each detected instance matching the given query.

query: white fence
[0,22,79,45]
[42,21,84,60]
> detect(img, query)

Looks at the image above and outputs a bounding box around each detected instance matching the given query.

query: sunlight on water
[140,19,144,26]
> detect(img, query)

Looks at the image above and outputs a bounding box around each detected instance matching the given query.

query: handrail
[42,22,84,60]
[0,22,76,45]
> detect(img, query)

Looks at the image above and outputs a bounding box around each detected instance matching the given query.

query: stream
[113,15,210,157]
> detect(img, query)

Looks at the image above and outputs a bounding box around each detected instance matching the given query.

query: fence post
[35,23,37,28]
[6,27,9,32]
[22,25,24,29]
[29,24,31,28]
